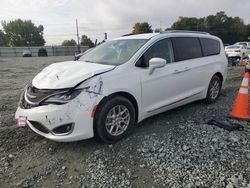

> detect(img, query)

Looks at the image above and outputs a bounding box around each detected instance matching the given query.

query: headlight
[44,89,82,104]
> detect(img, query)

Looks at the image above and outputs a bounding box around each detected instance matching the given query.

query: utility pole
[76,19,80,53]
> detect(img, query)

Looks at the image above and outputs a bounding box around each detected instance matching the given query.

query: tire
[94,96,135,143]
[205,75,222,104]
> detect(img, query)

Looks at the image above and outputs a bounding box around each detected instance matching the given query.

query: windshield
[79,39,148,65]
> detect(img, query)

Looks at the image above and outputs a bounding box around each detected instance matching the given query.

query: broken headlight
[44,89,82,104]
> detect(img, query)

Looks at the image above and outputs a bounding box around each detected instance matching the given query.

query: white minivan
[15,31,228,143]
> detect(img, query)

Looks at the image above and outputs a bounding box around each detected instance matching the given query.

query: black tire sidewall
[95,96,135,143]
[205,75,222,103]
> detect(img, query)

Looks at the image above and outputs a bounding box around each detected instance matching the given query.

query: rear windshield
[236,42,247,46]
[79,39,148,65]
[226,46,240,49]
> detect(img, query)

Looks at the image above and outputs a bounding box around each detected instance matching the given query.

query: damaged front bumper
[15,91,104,142]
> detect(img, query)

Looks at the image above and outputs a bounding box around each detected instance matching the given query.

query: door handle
[183,67,191,72]
[173,67,191,74]
[173,69,183,74]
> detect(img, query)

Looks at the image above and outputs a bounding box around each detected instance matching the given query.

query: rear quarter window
[172,37,202,62]
[200,38,220,56]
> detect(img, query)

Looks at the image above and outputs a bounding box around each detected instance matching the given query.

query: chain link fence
[0,46,89,57]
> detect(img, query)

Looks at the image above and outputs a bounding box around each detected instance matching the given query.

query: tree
[203,12,244,43]
[2,19,45,46]
[0,30,7,46]
[132,22,153,34]
[170,11,249,44]
[80,35,94,47]
[171,17,204,31]
[246,23,250,41]
[62,39,77,46]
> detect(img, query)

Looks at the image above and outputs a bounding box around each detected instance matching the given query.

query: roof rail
[122,33,134,37]
[160,30,210,35]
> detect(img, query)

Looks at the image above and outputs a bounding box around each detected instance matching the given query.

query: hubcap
[210,80,220,99]
[105,105,130,136]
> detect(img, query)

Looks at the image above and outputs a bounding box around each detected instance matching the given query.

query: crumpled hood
[32,61,115,89]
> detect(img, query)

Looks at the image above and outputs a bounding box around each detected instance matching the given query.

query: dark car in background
[38,48,48,57]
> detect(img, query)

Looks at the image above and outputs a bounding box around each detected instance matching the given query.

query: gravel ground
[0,56,250,188]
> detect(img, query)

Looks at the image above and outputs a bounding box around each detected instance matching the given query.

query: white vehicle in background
[234,42,250,57]
[234,42,250,49]
[225,45,249,59]
[22,49,32,57]
[15,31,227,143]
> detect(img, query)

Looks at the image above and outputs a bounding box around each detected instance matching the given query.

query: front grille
[29,120,50,134]
[20,95,32,109]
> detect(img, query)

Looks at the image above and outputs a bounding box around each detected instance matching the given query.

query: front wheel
[94,96,135,143]
[204,75,222,104]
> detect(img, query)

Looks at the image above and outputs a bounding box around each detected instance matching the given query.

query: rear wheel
[94,96,135,143]
[205,75,222,104]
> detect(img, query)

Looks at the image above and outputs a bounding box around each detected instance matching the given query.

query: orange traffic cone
[230,71,249,120]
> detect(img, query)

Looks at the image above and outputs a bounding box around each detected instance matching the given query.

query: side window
[200,38,220,56]
[172,37,202,61]
[136,38,174,67]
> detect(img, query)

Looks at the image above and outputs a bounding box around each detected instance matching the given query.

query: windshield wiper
[84,60,95,63]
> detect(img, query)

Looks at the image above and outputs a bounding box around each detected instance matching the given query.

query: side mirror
[149,58,166,75]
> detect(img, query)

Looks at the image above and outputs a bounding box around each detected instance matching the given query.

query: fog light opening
[52,123,74,135]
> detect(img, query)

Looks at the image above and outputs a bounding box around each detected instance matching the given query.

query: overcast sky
[1,0,250,45]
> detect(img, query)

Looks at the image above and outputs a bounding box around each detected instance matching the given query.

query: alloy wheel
[105,105,130,136]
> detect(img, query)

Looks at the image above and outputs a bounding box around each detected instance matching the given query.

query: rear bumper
[226,52,242,58]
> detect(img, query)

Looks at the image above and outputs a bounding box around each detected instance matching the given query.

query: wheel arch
[93,91,139,139]
[214,72,223,83]
[93,91,139,135]
[204,72,224,103]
